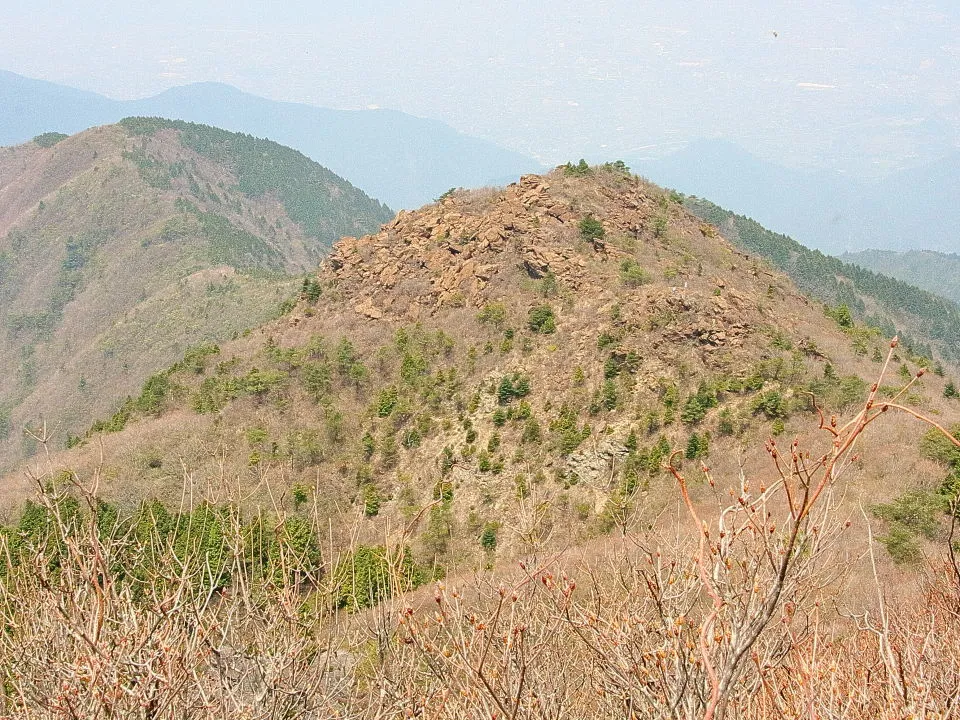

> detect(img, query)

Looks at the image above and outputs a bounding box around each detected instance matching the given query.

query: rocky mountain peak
[321,167,789,370]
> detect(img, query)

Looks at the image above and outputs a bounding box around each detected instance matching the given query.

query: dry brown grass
[0,340,957,718]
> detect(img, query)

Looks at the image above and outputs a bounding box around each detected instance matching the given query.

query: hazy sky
[4,1,959,174]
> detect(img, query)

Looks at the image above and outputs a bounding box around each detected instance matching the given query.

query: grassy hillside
[841,248,960,305]
[685,196,960,363]
[2,164,959,718]
[0,120,392,471]
[9,163,956,569]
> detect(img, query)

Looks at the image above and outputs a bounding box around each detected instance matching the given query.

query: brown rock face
[313,165,826,381]
[324,172,665,319]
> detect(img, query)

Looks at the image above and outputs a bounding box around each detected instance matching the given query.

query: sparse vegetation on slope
[1,340,958,718]
[2,164,959,717]
[0,121,391,471]
[13,164,953,582]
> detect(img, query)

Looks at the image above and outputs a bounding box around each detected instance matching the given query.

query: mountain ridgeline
[117,117,392,247]
[634,138,960,255]
[0,70,541,209]
[3,164,959,719]
[685,196,960,363]
[0,119,392,471]
[9,164,956,582]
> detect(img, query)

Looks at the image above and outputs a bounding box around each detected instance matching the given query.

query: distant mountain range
[5,70,959,260]
[631,140,960,256]
[0,70,542,210]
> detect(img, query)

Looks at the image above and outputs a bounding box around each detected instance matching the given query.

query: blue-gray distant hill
[631,139,960,256]
[0,70,541,210]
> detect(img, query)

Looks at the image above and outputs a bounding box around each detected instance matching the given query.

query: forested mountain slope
[635,138,960,255]
[0,118,391,471]
[685,196,960,364]
[841,248,960,305]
